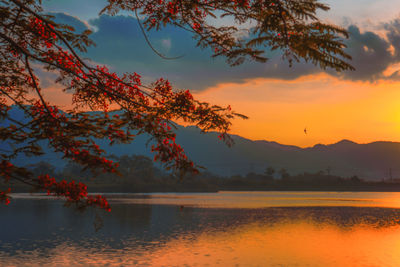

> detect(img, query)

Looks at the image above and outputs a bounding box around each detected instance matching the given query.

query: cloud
[51,12,90,32]
[335,25,397,81]
[84,15,320,90]
[384,19,400,60]
[43,0,106,21]
[160,38,172,51]
[46,13,400,91]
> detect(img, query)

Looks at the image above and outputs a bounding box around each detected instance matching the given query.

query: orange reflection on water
[2,221,400,266]
[110,191,400,209]
[4,193,400,266]
[144,222,400,266]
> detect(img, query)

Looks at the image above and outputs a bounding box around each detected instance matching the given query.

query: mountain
[177,132,400,180]
[2,107,400,180]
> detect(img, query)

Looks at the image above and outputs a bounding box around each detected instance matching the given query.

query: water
[2,191,400,266]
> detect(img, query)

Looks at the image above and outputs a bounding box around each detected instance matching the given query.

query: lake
[2,191,400,266]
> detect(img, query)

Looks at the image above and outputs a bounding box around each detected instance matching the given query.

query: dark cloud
[336,25,396,81]
[86,15,268,90]
[51,12,89,33]
[384,19,400,60]
[47,13,400,91]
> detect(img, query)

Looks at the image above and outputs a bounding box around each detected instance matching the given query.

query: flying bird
[304,127,307,135]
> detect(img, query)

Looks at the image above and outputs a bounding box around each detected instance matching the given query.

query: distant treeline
[5,155,400,192]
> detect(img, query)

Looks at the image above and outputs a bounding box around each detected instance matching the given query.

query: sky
[40,0,400,147]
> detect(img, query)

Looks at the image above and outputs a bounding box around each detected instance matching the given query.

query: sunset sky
[41,0,400,147]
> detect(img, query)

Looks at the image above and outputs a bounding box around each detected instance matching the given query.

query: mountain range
[3,107,400,180]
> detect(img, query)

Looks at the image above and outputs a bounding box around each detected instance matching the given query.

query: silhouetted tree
[326,166,331,175]
[279,168,290,179]
[265,167,275,177]
[117,155,155,184]
[29,161,57,177]
[0,0,353,209]
[350,175,361,183]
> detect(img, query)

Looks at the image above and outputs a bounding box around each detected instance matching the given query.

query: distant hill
[2,106,400,180]
[175,131,400,180]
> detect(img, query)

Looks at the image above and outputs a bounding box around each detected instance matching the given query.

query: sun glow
[194,73,400,147]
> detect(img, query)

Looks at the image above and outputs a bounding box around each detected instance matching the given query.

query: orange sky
[41,72,400,148]
[194,73,400,147]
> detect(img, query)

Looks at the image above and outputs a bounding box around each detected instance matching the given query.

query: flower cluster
[30,17,57,49]
[44,49,83,73]
[37,175,111,211]
[0,188,11,205]
[87,195,111,212]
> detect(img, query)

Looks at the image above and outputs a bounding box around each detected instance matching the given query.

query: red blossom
[36,174,110,211]
[29,17,57,48]
[0,188,11,205]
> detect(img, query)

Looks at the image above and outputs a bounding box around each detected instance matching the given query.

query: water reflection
[1,193,400,266]
[107,191,400,208]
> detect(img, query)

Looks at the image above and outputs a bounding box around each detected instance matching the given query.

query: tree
[116,155,156,184]
[278,168,289,179]
[265,167,275,177]
[0,0,353,210]
[29,161,57,177]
